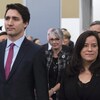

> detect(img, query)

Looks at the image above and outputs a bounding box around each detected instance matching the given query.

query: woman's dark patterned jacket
[45,48,71,84]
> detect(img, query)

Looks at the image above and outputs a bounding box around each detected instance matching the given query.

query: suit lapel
[0,41,7,80]
[8,38,30,80]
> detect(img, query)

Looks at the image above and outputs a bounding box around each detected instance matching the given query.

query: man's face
[4,9,28,40]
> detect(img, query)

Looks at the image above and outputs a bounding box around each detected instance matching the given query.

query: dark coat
[0,38,49,100]
[59,72,100,100]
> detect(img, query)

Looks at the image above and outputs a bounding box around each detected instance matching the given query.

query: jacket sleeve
[33,47,49,100]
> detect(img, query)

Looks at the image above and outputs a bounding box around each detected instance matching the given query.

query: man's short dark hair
[4,3,30,24]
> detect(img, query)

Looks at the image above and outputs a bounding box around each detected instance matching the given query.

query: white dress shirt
[4,35,25,70]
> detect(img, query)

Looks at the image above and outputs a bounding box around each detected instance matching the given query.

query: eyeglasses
[49,38,60,42]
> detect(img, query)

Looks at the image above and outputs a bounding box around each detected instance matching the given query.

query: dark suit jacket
[0,38,49,100]
[42,43,49,50]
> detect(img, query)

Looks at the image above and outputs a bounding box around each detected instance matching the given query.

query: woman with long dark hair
[59,31,100,100]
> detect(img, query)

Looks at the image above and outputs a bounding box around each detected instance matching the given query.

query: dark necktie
[5,43,15,79]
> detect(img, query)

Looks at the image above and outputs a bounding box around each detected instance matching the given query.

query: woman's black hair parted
[67,31,100,76]
[4,3,30,24]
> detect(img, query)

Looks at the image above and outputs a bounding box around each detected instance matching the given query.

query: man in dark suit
[42,28,52,51]
[0,3,49,100]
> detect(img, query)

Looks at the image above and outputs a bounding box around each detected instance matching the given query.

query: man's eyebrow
[5,16,19,19]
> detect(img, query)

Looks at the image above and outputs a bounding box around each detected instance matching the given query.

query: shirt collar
[6,34,25,48]
[48,43,52,50]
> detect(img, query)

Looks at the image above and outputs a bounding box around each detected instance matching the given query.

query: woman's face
[49,34,62,50]
[62,38,70,46]
[80,36,98,63]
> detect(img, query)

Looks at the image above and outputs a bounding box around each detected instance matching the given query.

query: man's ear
[24,22,29,29]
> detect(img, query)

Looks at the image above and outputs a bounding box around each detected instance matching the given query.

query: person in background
[33,38,41,45]
[42,28,53,50]
[59,30,100,100]
[45,28,71,100]
[61,28,74,54]
[0,31,7,42]
[26,35,33,41]
[0,3,49,100]
[89,20,100,38]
